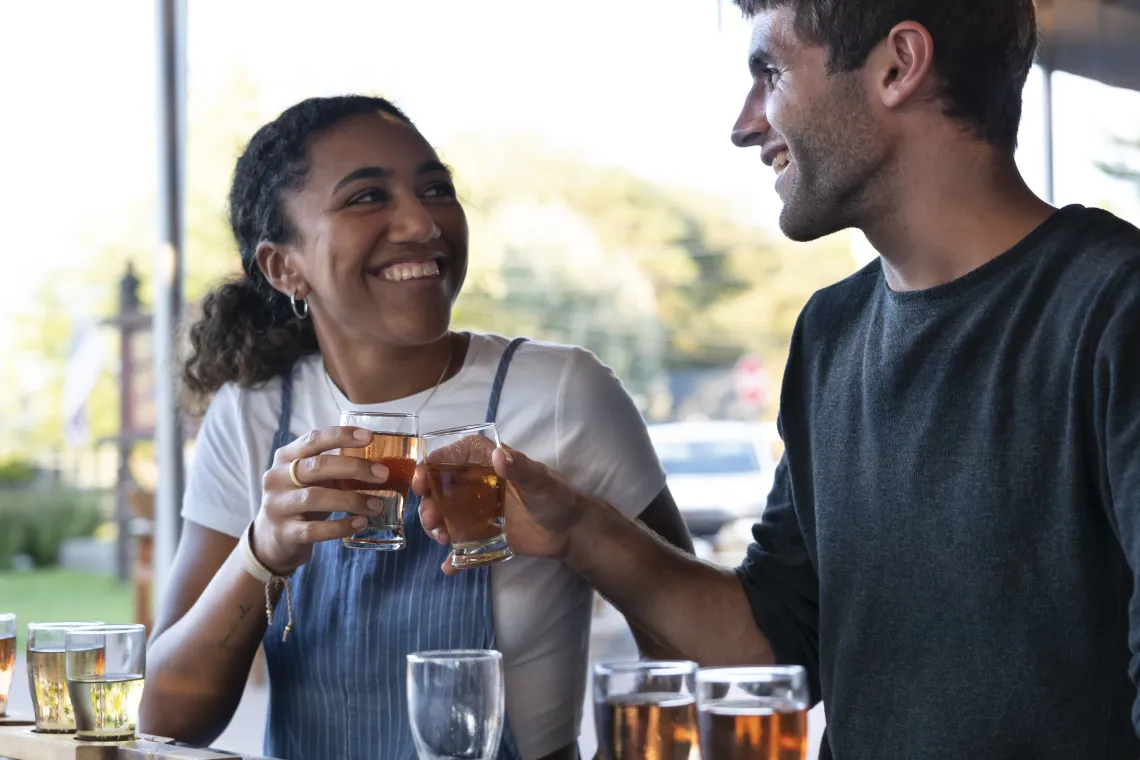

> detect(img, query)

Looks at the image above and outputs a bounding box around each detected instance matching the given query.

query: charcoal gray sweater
[738,206,1140,759]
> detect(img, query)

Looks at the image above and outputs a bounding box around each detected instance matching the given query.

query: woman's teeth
[774,151,790,175]
[380,260,441,282]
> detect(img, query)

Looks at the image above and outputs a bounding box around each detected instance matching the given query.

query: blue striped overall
[261,339,528,760]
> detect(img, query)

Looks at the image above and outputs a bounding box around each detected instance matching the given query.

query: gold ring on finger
[288,458,305,489]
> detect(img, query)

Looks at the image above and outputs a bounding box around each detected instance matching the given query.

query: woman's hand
[251,426,389,575]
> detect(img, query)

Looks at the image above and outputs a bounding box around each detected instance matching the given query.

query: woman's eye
[347,189,390,205]
[423,183,457,199]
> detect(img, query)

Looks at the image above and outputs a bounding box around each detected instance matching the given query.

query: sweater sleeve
[736,451,822,705]
[1092,266,1140,734]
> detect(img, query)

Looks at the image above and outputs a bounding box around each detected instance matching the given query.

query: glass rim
[421,422,498,440]
[29,621,104,631]
[340,411,419,420]
[406,649,503,664]
[64,623,146,636]
[594,660,698,677]
[695,665,806,683]
[0,613,14,623]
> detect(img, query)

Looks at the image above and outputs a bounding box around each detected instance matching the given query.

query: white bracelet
[239,522,296,642]
[239,522,275,584]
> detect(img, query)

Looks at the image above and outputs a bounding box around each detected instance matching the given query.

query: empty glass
[406,649,505,760]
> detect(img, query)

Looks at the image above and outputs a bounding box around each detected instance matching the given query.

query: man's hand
[415,445,589,574]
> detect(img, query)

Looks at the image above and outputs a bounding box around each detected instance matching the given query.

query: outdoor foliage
[0,488,107,570]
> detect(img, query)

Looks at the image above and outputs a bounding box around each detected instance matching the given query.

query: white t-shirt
[182,333,667,759]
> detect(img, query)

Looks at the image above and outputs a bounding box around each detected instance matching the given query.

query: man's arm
[418,443,820,672]
[1093,267,1140,734]
[568,488,775,666]
[626,486,696,660]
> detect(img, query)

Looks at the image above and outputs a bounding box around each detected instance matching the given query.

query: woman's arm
[139,522,268,745]
[140,425,391,744]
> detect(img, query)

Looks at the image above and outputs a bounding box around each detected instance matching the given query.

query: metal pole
[153,0,187,604]
[116,266,140,585]
[1042,62,1055,205]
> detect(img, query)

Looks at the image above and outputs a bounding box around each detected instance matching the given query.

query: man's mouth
[774,150,791,176]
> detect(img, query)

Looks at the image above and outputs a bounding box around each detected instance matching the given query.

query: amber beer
[426,463,505,543]
[695,666,810,760]
[338,411,420,551]
[698,700,808,760]
[597,693,698,760]
[0,631,14,716]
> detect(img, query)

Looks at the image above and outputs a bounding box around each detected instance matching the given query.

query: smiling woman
[140,95,692,760]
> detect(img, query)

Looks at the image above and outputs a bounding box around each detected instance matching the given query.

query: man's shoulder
[1049,205,1140,274]
[797,258,883,335]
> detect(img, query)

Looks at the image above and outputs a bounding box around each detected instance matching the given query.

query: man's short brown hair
[734,0,1039,151]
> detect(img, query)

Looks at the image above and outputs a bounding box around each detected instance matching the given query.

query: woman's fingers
[273,426,373,466]
[268,452,389,491]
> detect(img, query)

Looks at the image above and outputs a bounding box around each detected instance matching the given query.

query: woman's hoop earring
[290,291,310,320]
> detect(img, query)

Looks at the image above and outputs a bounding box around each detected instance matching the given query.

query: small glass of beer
[338,411,420,551]
[421,422,512,568]
[695,666,809,760]
[593,660,699,760]
[0,613,15,717]
[27,622,104,733]
[65,624,146,741]
[406,649,505,760]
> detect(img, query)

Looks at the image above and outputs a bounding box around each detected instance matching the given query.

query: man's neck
[317,329,463,406]
[861,142,1056,292]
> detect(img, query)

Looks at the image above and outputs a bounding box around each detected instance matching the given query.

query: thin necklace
[323,334,455,416]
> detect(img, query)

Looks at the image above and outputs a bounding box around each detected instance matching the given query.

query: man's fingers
[411,463,429,497]
[418,499,452,546]
[492,445,549,493]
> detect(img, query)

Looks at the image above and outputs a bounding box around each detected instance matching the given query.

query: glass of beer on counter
[593,660,699,760]
[422,423,513,568]
[406,649,505,760]
[0,613,14,717]
[65,624,145,741]
[338,411,420,550]
[27,622,104,732]
[695,666,809,760]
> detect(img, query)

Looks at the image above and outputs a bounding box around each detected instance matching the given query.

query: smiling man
[419,1,1140,758]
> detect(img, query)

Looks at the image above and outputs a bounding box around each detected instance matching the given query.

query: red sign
[733,355,768,407]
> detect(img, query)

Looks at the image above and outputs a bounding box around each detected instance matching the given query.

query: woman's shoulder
[467,333,632,412]
[469,332,602,376]
[200,354,323,432]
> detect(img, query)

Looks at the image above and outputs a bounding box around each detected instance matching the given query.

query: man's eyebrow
[748,47,774,73]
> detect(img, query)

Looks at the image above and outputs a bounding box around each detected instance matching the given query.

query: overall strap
[266,368,296,472]
[485,338,528,424]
